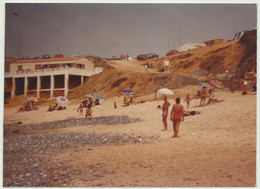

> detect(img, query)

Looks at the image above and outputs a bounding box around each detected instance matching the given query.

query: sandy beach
[3,91,256,187]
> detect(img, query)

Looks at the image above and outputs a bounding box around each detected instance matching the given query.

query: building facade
[4,56,103,99]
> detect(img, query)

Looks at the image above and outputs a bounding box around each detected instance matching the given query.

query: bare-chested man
[162,95,170,130]
[170,97,184,138]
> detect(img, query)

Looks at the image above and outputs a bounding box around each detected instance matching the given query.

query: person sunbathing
[192,90,201,99]
[48,105,55,112]
[184,111,201,116]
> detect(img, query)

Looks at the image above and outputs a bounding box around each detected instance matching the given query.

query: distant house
[177,43,205,52]
[204,39,223,46]
[233,30,250,40]
[166,50,179,56]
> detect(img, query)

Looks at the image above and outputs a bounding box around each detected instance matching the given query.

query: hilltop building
[4,56,103,99]
[177,43,205,52]
[204,39,223,46]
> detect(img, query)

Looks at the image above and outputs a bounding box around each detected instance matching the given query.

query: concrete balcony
[5,67,103,78]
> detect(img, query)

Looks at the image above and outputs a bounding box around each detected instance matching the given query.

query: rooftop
[14,56,85,64]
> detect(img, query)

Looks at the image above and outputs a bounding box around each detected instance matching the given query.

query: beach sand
[3,91,256,187]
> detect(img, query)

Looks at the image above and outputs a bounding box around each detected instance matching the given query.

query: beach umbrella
[56,96,69,105]
[157,88,174,96]
[121,89,135,95]
[85,94,96,99]
[94,93,104,100]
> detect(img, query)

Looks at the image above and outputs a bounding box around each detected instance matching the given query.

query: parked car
[54,54,64,58]
[137,53,159,61]
[42,54,51,59]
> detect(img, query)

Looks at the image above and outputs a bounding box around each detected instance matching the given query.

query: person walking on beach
[161,95,170,131]
[170,97,184,138]
[200,86,207,106]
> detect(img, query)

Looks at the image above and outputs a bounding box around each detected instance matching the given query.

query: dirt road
[107,59,159,73]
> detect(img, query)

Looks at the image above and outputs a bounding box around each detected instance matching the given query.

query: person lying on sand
[184,111,201,116]
[47,105,56,112]
[18,106,25,112]
[57,106,66,110]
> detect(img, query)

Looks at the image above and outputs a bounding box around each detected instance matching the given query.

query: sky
[4,3,257,59]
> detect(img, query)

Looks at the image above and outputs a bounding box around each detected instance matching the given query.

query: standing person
[77,104,84,115]
[161,95,170,131]
[123,96,127,105]
[230,77,235,93]
[185,94,191,108]
[200,86,207,106]
[126,54,129,60]
[154,90,157,100]
[207,89,214,105]
[85,107,93,119]
[170,97,184,138]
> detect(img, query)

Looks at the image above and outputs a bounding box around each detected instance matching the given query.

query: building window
[17,65,23,71]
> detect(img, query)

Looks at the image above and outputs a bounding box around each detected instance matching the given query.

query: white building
[5,56,103,99]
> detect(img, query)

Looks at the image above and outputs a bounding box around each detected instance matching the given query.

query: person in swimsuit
[185,94,191,108]
[170,97,184,138]
[184,110,200,116]
[86,107,93,119]
[77,104,84,115]
[161,95,170,131]
[206,89,214,105]
[200,86,207,106]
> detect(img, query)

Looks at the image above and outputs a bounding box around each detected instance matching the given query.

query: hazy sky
[4,3,257,59]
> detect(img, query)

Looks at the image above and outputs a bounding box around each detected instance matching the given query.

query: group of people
[161,95,186,138]
[47,103,66,112]
[18,101,38,112]
[161,87,214,138]
[77,98,100,119]
[120,54,129,61]
[184,87,218,108]
[123,96,134,107]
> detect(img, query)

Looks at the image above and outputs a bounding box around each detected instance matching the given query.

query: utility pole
[173,37,175,49]
[18,34,21,59]
[5,29,8,58]
[113,42,116,57]
[179,35,181,47]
